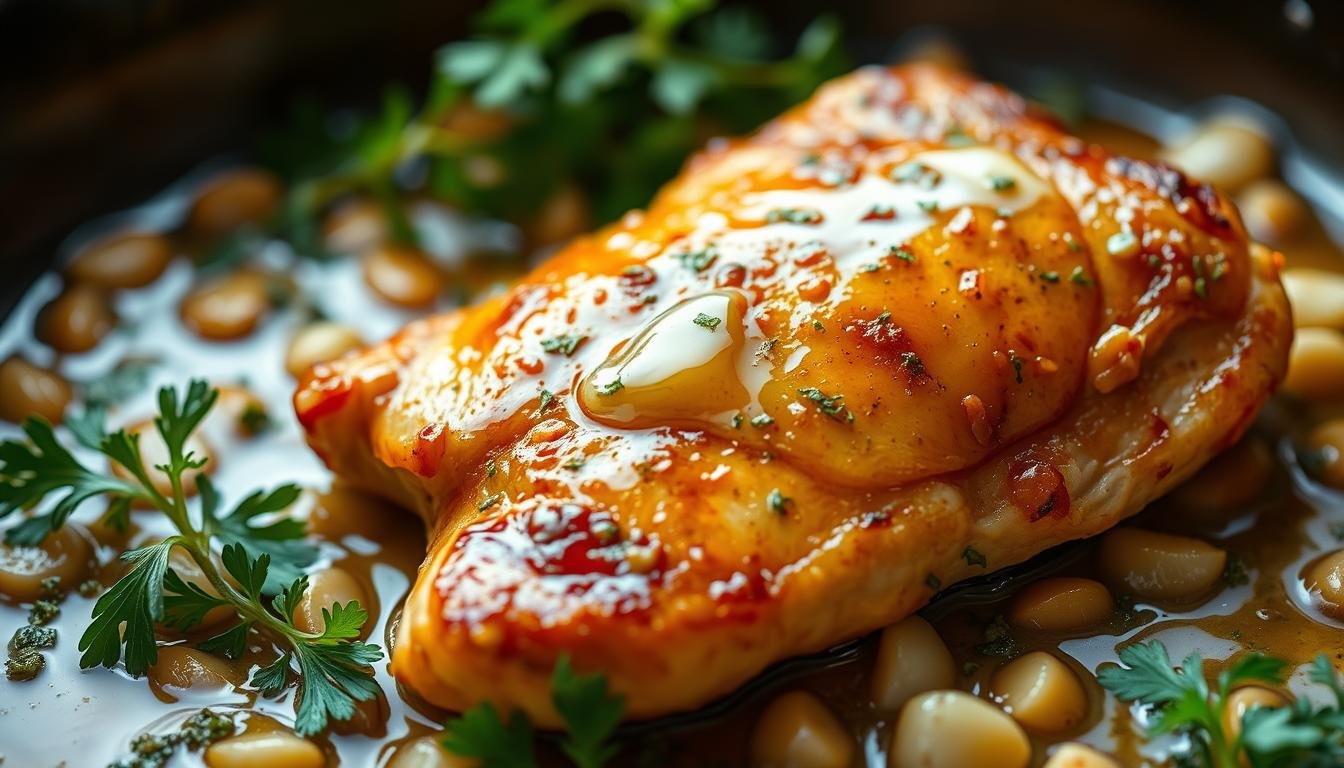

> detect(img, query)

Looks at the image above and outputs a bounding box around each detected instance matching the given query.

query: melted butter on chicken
[294,64,1291,725]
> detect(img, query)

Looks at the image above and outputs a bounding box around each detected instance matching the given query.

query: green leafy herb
[443,655,626,768]
[692,313,722,331]
[766,207,823,225]
[974,614,1018,659]
[766,488,791,515]
[924,573,941,591]
[962,546,987,567]
[889,245,915,263]
[750,413,774,427]
[986,174,1017,192]
[265,0,848,253]
[677,247,719,272]
[443,702,536,768]
[108,708,236,768]
[797,387,853,423]
[1069,265,1093,286]
[82,358,158,410]
[552,656,626,768]
[900,351,926,377]
[542,334,587,356]
[0,381,379,735]
[1094,641,1344,768]
[892,161,941,188]
[1008,351,1025,384]
[597,377,624,396]
[1224,554,1250,587]
[479,492,504,511]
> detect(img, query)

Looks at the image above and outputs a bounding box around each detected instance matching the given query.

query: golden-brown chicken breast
[295,64,1291,725]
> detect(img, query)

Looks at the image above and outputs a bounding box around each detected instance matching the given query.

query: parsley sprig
[442,655,626,768]
[0,380,382,736]
[1099,640,1344,767]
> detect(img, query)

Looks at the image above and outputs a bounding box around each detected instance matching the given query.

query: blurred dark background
[1,0,1341,294]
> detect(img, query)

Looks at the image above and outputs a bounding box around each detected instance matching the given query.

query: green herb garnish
[1099,641,1344,767]
[0,381,379,735]
[766,207,823,225]
[889,245,915,263]
[692,313,722,331]
[797,387,853,423]
[542,335,587,356]
[443,655,626,768]
[677,247,719,273]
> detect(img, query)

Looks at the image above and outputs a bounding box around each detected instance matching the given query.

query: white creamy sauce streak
[576,147,1051,430]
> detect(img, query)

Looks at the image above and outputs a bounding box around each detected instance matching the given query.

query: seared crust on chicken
[295,64,1291,725]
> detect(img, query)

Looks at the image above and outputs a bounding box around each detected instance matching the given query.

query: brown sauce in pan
[0,107,1340,767]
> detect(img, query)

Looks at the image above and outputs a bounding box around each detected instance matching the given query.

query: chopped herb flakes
[541,334,587,356]
[731,413,744,429]
[862,205,897,221]
[750,413,774,427]
[916,200,940,213]
[28,599,59,626]
[1192,252,1228,299]
[1069,266,1092,286]
[1008,352,1025,384]
[692,313,722,331]
[538,389,555,412]
[797,387,854,423]
[478,493,504,511]
[962,546,987,568]
[892,162,942,188]
[812,320,824,331]
[889,246,915,263]
[110,708,236,768]
[986,174,1016,192]
[238,403,273,436]
[975,615,1018,658]
[1040,270,1061,283]
[597,377,624,395]
[766,488,791,514]
[486,459,497,477]
[1224,553,1250,586]
[677,247,719,272]
[766,208,823,225]
[900,352,926,377]
[924,573,942,591]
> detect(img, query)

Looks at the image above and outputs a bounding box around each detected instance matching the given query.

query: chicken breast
[295,64,1291,725]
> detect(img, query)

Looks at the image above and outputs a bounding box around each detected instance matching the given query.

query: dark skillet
[1,0,1341,742]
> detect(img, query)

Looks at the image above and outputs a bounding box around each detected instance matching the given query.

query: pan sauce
[0,103,1341,767]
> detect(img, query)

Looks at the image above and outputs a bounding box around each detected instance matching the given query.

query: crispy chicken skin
[296,65,1291,725]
